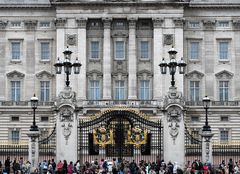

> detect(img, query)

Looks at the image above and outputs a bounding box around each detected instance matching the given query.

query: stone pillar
[27,130,40,171]
[128,18,137,100]
[56,87,78,162]
[201,131,214,163]
[55,18,67,95]
[102,18,112,100]
[163,87,185,168]
[76,18,87,100]
[173,18,185,94]
[153,18,164,100]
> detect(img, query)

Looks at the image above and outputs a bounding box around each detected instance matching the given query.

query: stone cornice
[76,18,87,29]
[54,18,66,28]
[0,21,8,30]
[0,4,52,8]
[6,70,25,79]
[188,2,240,8]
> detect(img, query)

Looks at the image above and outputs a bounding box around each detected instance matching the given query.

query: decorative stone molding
[111,31,128,38]
[36,70,54,79]
[6,70,25,79]
[185,70,204,79]
[173,18,185,28]
[164,87,184,107]
[76,18,87,29]
[164,34,174,45]
[66,34,77,46]
[167,106,182,143]
[103,18,112,29]
[152,18,164,28]
[128,18,137,29]
[54,18,66,28]
[215,70,233,79]
[86,70,103,77]
[62,122,73,145]
[60,106,74,122]
[137,70,153,77]
[56,87,76,106]
[203,20,216,30]
[232,19,240,30]
[24,20,37,30]
[0,21,8,29]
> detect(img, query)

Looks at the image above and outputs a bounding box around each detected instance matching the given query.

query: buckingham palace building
[1,0,240,165]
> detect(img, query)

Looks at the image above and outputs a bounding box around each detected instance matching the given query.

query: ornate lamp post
[30,94,39,131]
[201,95,214,163]
[54,46,82,87]
[159,47,187,87]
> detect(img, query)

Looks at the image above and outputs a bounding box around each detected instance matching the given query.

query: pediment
[137,70,153,77]
[36,71,54,79]
[111,71,128,77]
[185,70,204,79]
[6,70,25,79]
[86,70,103,77]
[215,70,233,79]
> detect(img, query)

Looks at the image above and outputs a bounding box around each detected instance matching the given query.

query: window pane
[140,80,150,100]
[115,80,125,100]
[11,81,20,101]
[219,81,229,101]
[91,41,99,59]
[12,42,20,59]
[89,80,100,100]
[190,81,200,101]
[190,42,199,60]
[40,81,50,101]
[140,41,149,59]
[41,42,50,60]
[219,42,228,60]
[12,130,19,142]
[115,41,124,59]
[220,130,228,141]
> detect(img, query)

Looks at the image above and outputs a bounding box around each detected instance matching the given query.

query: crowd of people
[0,157,240,174]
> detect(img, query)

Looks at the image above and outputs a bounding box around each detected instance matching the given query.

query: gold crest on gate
[93,126,113,147]
[127,125,148,148]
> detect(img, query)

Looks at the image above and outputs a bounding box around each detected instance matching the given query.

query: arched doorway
[78,109,163,163]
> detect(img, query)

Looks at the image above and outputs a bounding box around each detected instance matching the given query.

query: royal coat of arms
[93,126,113,147]
[127,125,148,148]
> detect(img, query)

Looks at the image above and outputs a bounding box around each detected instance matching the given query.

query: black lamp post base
[30,125,39,131]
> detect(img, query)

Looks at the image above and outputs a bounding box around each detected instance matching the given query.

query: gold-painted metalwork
[93,126,113,147]
[127,125,148,148]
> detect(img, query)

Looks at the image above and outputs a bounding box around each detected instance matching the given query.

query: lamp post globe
[30,94,39,131]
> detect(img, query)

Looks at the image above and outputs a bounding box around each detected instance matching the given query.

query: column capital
[24,20,37,30]
[103,17,112,29]
[76,18,87,29]
[203,20,216,30]
[152,18,164,28]
[0,21,7,29]
[54,18,67,28]
[128,17,137,29]
[173,18,185,28]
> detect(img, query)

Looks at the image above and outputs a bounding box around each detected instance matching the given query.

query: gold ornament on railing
[127,125,148,148]
[93,125,113,147]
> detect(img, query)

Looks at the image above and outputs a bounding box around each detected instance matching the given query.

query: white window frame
[38,39,52,62]
[188,21,200,29]
[139,80,150,100]
[40,81,50,101]
[139,40,151,60]
[39,21,51,28]
[217,21,230,28]
[115,80,125,100]
[218,39,231,61]
[40,42,50,60]
[10,129,20,143]
[114,40,125,60]
[220,129,230,142]
[11,81,21,101]
[187,39,202,61]
[90,41,100,59]
[89,80,101,100]
[219,80,229,101]
[190,81,200,101]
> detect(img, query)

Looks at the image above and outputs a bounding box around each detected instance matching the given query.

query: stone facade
[0,0,240,160]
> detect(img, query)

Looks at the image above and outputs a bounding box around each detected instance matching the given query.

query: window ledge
[10,60,22,64]
[218,60,230,64]
[39,59,51,63]
[89,58,101,62]
[139,58,151,62]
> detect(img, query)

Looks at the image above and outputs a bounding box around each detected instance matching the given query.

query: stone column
[163,88,185,168]
[76,18,87,100]
[55,18,67,95]
[56,87,78,163]
[27,130,40,171]
[128,18,137,100]
[173,18,185,94]
[153,18,164,100]
[201,131,214,163]
[102,18,112,100]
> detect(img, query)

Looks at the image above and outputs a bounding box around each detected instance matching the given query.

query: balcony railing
[0,101,54,106]
[185,100,240,106]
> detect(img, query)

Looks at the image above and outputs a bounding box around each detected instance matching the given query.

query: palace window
[140,80,150,100]
[115,80,125,100]
[40,81,50,101]
[219,81,229,101]
[219,41,229,60]
[41,42,50,60]
[90,41,100,59]
[190,42,199,60]
[39,21,50,28]
[189,21,200,28]
[11,42,21,60]
[220,130,229,142]
[11,81,21,101]
[140,41,149,59]
[115,41,125,60]
[89,80,100,100]
[11,129,20,142]
[190,81,200,101]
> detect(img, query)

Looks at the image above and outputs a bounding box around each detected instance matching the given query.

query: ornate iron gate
[78,109,163,164]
